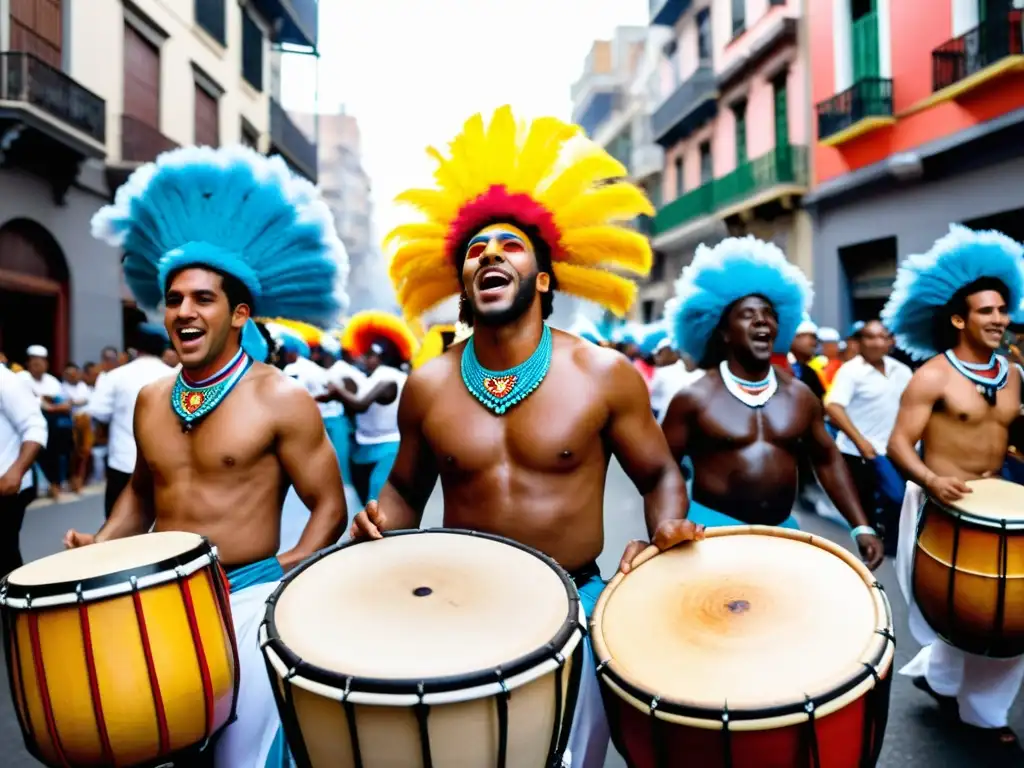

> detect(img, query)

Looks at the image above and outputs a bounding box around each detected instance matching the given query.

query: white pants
[895,482,1024,728]
[564,637,610,767]
[214,581,283,767]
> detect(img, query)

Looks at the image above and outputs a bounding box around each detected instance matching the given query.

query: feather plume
[398,275,462,319]
[342,310,419,362]
[554,183,655,231]
[485,105,517,186]
[511,118,580,192]
[537,151,628,211]
[388,239,449,282]
[552,262,637,317]
[394,188,460,222]
[559,227,653,275]
[382,222,447,249]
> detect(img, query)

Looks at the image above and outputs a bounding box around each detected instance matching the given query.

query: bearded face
[459,223,551,327]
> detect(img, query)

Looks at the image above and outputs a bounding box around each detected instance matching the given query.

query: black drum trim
[261,528,586,698]
[0,537,216,603]
[930,496,1024,532]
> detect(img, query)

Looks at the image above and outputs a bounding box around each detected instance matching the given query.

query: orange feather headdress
[342,310,419,363]
[385,106,655,325]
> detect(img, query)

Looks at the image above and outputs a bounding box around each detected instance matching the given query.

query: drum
[0,531,239,767]
[913,477,1024,657]
[592,526,894,768]
[259,529,586,767]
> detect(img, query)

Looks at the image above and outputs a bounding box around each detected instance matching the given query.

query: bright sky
[280,0,648,245]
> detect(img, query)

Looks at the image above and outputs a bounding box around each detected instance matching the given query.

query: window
[773,74,789,148]
[194,84,220,146]
[851,0,879,80]
[696,9,712,63]
[699,142,713,184]
[674,157,684,197]
[195,0,226,45]
[241,11,264,91]
[733,101,748,165]
[241,121,259,150]
[731,0,746,36]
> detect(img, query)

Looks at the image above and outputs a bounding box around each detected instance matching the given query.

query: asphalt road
[2,467,1022,767]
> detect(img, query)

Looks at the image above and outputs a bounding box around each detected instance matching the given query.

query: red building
[806,0,1024,331]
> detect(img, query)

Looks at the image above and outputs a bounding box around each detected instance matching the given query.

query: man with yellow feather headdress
[349,106,703,767]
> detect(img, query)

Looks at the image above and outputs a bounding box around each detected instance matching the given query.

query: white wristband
[850,525,877,541]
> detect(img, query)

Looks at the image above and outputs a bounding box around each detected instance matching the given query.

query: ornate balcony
[270,98,317,183]
[250,0,318,50]
[816,77,894,147]
[932,10,1024,96]
[651,65,717,148]
[0,52,106,204]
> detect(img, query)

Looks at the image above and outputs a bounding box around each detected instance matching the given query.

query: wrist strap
[851,525,877,541]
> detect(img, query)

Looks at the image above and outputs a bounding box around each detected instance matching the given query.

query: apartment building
[0,0,316,368]
[808,0,1024,330]
[648,0,813,314]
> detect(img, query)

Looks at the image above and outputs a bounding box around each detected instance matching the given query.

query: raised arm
[603,354,699,572]
[349,370,439,539]
[274,382,347,570]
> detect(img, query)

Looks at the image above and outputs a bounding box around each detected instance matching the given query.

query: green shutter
[851,6,880,81]
[774,80,789,148]
[735,107,747,166]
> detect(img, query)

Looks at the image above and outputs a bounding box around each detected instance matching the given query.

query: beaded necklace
[461,324,553,415]
[944,350,1008,406]
[720,360,778,408]
[172,348,253,432]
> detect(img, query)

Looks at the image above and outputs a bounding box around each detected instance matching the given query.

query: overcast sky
[280,0,648,244]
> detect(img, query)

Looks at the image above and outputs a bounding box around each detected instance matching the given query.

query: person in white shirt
[323,351,367,486]
[62,361,93,492]
[0,365,47,575]
[824,319,914,556]
[86,325,174,517]
[17,345,72,499]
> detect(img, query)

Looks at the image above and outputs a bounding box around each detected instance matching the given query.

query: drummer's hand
[926,475,971,505]
[618,519,706,575]
[856,533,884,571]
[63,529,95,549]
[349,500,386,541]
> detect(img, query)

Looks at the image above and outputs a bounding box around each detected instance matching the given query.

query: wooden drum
[592,526,894,768]
[259,529,586,767]
[0,532,239,767]
[913,477,1024,657]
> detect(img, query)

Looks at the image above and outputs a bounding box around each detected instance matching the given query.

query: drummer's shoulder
[403,349,460,398]
[906,356,951,390]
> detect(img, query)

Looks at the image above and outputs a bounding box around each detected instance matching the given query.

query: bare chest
[695,388,808,450]
[936,375,1020,427]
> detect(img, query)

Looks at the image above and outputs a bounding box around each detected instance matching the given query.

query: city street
[1,465,1022,767]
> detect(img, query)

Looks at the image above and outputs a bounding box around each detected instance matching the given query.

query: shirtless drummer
[884,224,1024,749]
[64,146,348,766]
[350,106,702,768]
[661,237,884,569]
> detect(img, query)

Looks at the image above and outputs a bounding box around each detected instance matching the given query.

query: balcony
[574,90,618,138]
[250,0,318,50]
[0,52,106,204]
[631,143,665,181]
[105,115,179,193]
[651,65,717,147]
[650,0,692,28]
[816,77,894,147]
[932,10,1024,98]
[652,145,808,239]
[270,98,317,183]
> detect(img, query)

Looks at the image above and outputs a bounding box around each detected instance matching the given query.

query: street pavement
[1,466,1023,767]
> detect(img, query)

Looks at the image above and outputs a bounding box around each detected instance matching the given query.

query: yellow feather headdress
[385,106,655,323]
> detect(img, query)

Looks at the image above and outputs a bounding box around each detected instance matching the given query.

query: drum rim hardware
[590,526,896,731]
[928,488,1024,532]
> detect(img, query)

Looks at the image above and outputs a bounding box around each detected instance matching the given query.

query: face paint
[461,222,542,328]
[464,223,532,263]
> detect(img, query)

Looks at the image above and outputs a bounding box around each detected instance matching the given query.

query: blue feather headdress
[666,236,812,364]
[568,316,605,345]
[881,225,1024,360]
[91,146,349,361]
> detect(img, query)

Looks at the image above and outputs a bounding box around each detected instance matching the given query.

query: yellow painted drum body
[591,527,895,768]
[0,532,239,767]
[913,477,1024,657]
[260,529,586,768]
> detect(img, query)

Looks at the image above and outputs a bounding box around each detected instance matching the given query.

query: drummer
[660,237,884,569]
[64,146,348,767]
[883,224,1024,749]
[350,106,702,768]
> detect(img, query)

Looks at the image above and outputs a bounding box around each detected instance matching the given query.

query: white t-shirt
[283,356,341,419]
[0,366,48,491]
[17,371,62,401]
[650,362,706,424]
[355,366,407,445]
[327,360,367,416]
[63,381,92,413]
[86,356,175,474]
[825,355,913,457]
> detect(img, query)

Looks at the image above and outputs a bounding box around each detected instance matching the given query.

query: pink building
[648,0,814,290]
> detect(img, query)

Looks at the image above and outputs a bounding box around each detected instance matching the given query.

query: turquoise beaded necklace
[461,324,553,415]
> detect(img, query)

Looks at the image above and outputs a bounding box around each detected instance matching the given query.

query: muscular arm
[275,384,347,570]
[95,388,157,541]
[887,365,945,487]
[334,381,397,414]
[661,387,702,466]
[804,391,872,529]
[606,356,689,535]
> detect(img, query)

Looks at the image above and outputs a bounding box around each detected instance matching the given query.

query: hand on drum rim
[618,519,706,574]
[349,500,386,541]
[63,529,95,549]
[854,532,884,571]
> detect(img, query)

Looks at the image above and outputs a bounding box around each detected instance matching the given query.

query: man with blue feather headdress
[661,236,884,570]
[884,224,1024,750]
[62,146,349,766]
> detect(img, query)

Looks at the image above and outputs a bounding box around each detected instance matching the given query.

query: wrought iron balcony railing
[932,10,1023,92]
[120,114,178,164]
[816,77,893,142]
[0,52,106,145]
[271,98,317,183]
[653,182,714,236]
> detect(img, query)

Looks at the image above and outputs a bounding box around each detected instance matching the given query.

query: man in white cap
[17,346,71,499]
[788,319,827,399]
[811,326,844,393]
[0,364,47,575]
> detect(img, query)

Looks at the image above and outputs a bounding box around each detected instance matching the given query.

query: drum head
[951,477,1024,523]
[595,528,882,710]
[272,531,573,681]
[6,531,206,587]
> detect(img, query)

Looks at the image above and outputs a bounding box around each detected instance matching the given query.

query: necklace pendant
[483,375,517,399]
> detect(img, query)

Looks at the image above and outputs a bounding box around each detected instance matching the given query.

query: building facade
[808,0,1024,330]
[647,0,813,322]
[0,0,316,368]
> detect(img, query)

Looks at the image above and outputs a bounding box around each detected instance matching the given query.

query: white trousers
[894,481,1024,728]
[564,637,611,767]
[214,581,283,767]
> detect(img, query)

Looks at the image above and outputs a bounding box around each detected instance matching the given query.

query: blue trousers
[687,498,801,529]
[323,415,352,486]
[351,441,400,506]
